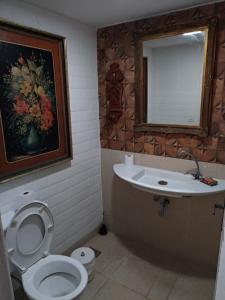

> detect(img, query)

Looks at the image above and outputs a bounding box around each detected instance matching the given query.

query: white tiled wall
[0,0,103,254]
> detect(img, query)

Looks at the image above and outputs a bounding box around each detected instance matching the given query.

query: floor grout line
[89,276,110,300]
[145,268,163,298]
[166,275,180,300]
[106,277,149,298]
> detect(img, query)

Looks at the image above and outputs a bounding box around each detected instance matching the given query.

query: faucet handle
[178,148,192,158]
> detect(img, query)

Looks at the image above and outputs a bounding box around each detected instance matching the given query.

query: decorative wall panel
[105,62,124,124]
[97,2,225,164]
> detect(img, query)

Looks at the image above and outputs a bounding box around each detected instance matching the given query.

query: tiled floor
[14,232,215,300]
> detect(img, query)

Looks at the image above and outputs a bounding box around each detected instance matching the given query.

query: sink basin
[113,164,225,198]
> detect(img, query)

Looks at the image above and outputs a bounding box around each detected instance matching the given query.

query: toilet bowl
[22,255,87,300]
[3,201,88,300]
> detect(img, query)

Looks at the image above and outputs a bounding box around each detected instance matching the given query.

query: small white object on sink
[113,163,225,198]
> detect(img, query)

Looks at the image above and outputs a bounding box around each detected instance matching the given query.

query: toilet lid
[5,201,54,273]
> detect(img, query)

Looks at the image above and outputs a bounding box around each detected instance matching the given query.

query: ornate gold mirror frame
[135,18,217,136]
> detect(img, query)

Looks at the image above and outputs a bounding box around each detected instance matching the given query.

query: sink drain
[158,180,168,185]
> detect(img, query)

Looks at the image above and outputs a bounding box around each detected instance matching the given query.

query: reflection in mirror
[143,30,206,126]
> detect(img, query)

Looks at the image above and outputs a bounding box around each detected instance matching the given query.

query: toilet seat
[5,201,54,273]
[22,255,88,300]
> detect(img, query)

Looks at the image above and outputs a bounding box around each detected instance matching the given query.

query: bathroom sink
[113,164,225,198]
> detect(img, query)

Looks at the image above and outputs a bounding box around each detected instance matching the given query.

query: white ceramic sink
[113,164,225,198]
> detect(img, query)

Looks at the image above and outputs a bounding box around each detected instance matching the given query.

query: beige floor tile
[86,233,131,276]
[86,232,131,258]
[168,275,215,300]
[79,272,107,300]
[93,279,147,300]
[148,269,178,300]
[111,255,161,296]
[95,253,128,276]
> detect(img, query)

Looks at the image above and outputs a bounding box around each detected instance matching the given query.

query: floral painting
[0,42,59,162]
[0,22,71,181]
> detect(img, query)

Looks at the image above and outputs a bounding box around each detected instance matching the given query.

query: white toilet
[2,201,88,300]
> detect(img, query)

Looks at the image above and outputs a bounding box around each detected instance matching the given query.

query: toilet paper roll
[71,247,95,282]
[124,154,134,167]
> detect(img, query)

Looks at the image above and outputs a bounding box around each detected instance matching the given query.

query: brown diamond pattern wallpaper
[97,2,225,164]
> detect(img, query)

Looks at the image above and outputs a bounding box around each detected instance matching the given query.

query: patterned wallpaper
[97,2,225,164]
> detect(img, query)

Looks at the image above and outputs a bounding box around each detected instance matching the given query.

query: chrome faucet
[178,148,202,180]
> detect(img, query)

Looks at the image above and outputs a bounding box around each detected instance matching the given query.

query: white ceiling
[23,0,218,27]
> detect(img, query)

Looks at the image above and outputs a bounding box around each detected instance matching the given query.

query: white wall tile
[0,0,103,254]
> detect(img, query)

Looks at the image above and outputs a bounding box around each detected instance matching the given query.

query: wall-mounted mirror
[135,19,217,136]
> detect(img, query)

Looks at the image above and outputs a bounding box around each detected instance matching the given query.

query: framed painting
[0,21,72,182]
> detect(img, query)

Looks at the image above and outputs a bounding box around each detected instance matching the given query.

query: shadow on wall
[111,174,223,278]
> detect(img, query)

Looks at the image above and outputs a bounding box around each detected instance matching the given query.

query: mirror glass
[142,30,206,126]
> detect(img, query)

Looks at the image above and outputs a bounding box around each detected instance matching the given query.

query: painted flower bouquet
[2,53,57,154]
